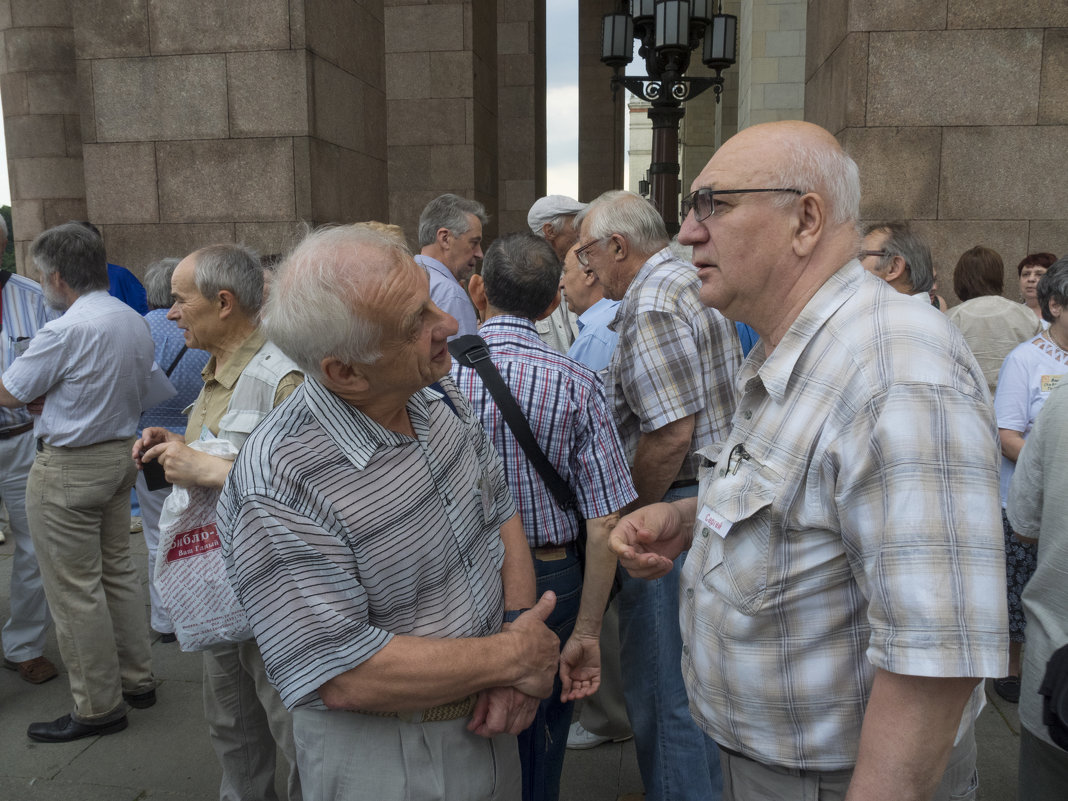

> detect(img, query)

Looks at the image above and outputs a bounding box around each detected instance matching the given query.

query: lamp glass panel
[602,14,635,62]
[704,13,736,65]
[655,1,690,49]
[631,0,656,21]
[690,0,713,23]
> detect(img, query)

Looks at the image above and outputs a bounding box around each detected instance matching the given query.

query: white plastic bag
[154,437,252,651]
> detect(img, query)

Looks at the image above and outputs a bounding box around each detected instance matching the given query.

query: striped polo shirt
[217,375,516,710]
[0,273,57,430]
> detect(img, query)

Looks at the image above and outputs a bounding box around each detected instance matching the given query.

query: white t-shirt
[994,334,1068,506]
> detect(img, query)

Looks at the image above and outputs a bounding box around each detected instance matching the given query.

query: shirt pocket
[699,455,784,616]
[217,409,267,450]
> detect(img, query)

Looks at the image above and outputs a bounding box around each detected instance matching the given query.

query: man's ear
[467,273,489,315]
[611,233,628,262]
[582,268,598,288]
[320,357,370,394]
[216,289,237,319]
[884,255,908,284]
[436,227,451,251]
[792,193,826,258]
[541,222,556,242]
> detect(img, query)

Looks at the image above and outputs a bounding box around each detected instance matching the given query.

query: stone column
[497,0,545,235]
[578,0,624,201]
[0,0,85,276]
[385,0,500,244]
[806,1,1068,305]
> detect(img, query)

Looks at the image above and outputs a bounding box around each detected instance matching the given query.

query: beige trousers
[26,438,153,723]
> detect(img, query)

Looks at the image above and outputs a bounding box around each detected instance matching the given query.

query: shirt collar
[203,329,267,390]
[577,297,618,330]
[302,377,442,471]
[414,254,455,282]
[753,259,861,402]
[477,314,540,341]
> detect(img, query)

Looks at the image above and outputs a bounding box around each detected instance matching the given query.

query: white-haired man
[216,224,560,801]
[135,244,304,801]
[574,189,741,801]
[527,195,584,353]
[613,120,1008,800]
[416,193,486,338]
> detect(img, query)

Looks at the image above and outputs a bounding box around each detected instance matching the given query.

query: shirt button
[743,410,752,420]
[701,527,711,538]
[686,588,694,599]
[682,644,689,656]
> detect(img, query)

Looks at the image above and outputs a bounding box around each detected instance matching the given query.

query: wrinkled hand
[504,591,561,699]
[26,395,46,415]
[559,632,600,703]
[467,686,540,738]
[133,427,183,467]
[141,440,230,489]
[610,502,686,580]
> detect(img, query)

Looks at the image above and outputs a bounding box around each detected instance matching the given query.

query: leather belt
[532,541,577,562]
[359,694,477,723]
[0,422,33,440]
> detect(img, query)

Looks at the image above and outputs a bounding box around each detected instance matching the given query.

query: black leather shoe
[123,688,156,709]
[27,713,127,743]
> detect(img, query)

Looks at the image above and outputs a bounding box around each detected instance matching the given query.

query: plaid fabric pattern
[451,316,636,547]
[680,261,1009,770]
[606,248,740,480]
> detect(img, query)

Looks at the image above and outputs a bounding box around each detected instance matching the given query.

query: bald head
[678,121,862,344]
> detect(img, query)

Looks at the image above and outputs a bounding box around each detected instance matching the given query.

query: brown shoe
[3,656,59,684]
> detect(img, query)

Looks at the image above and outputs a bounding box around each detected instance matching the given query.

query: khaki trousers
[26,438,153,723]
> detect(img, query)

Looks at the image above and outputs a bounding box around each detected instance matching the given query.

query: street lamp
[601,0,737,234]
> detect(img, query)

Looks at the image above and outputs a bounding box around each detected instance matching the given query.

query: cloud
[546,161,579,199]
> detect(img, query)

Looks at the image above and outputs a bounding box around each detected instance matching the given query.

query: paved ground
[0,529,1022,800]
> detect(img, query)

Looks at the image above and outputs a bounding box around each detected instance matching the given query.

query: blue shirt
[415,254,478,339]
[0,273,58,430]
[108,263,149,315]
[567,297,620,373]
[734,321,759,357]
[139,310,211,433]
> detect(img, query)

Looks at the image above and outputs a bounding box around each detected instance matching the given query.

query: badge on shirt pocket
[695,444,784,616]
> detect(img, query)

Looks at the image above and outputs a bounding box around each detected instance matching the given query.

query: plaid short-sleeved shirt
[680,261,1009,770]
[606,248,740,479]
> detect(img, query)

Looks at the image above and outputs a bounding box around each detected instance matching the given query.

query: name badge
[698,505,732,539]
[1041,374,1065,393]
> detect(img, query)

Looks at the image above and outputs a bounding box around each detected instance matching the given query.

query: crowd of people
[1,119,1066,801]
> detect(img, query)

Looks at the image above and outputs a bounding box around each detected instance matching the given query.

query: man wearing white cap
[527,195,583,353]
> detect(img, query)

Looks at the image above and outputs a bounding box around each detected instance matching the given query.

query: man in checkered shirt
[612,121,1008,801]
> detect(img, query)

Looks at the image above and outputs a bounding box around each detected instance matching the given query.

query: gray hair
[30,222,109,293]
[1036,256,1068,324]
[262,225,412,381]
[191,244,264,316]
[533,214,573,238]
[0,215,9,239]
[862,221,934,293]
[576,190,668,254]
[417,194,488,248]
[481,234,561,320]
[143,257,182,309]
[768,137,861,226]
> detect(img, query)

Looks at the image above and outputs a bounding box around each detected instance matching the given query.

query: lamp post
[601,0,737,234]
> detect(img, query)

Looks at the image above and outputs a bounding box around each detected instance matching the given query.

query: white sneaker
[567,721,634,750]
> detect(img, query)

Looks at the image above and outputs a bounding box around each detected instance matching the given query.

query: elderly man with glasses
[612,121,1007,801]
[858,221,937,302]
[573,189,740,801]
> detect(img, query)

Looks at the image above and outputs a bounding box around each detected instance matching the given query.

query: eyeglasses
[858,250,891,261]
[575,237,610,267]
[681,188,803,222]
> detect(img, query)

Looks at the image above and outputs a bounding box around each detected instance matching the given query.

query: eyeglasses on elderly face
[858,250,891,261]
[681,188,803,223]
[575,237,611,267]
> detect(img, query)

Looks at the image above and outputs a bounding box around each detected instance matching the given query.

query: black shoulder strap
[448,334,578,514]
[164,344,188,377]
[0,270,11,290]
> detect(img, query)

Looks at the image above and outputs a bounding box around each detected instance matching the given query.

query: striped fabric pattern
[0,274,57,430]
[450,316,636,546]
[217,376,516,710]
